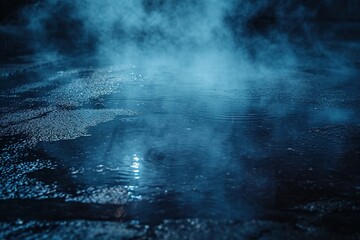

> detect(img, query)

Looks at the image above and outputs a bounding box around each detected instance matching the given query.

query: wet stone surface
[0,57,360,239]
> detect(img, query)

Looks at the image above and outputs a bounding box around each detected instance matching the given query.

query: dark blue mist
[0,0,360,237]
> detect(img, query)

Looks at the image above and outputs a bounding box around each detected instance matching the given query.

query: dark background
[2,0,360,23]
[1,0,360,61]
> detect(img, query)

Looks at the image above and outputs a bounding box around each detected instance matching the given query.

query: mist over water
[1,0,360,238]
[19,1,313,65]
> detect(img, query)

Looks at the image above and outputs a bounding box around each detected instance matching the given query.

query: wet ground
[0,48,360,239]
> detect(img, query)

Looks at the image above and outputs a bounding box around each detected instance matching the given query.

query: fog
[19,1,313,66]
[1,0,359,225]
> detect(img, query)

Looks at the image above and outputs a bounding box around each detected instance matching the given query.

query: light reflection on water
[129,153,142,201]
[0,65,359,225]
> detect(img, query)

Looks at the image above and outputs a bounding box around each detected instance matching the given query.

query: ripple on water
[134,144,213,187]
[144,145,209,167]
[195,103,275,124]
[133,144,251,216]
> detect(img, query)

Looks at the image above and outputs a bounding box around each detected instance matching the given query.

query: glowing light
[128,153,142,199]
[131,162,139,168]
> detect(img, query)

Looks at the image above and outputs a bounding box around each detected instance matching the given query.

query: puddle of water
[0,61,359,236]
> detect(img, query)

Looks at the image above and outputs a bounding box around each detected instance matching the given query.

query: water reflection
[128,153,142,201]
[0,64,359,225]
